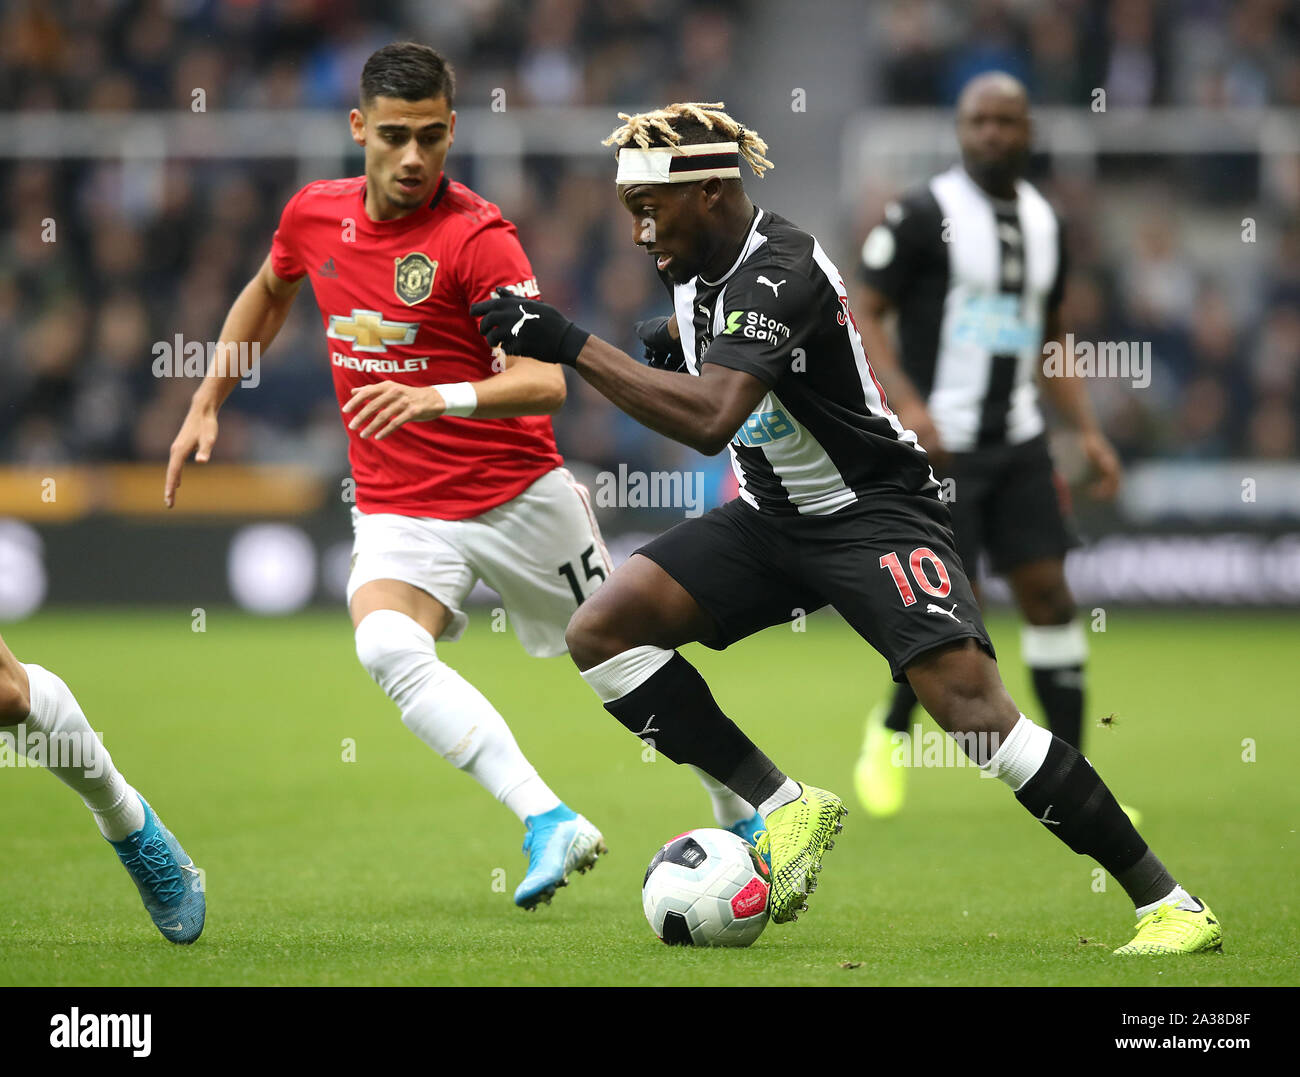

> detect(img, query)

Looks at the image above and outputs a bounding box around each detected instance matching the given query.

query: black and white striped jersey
[858,165,1067,452]
[667,206,938,517]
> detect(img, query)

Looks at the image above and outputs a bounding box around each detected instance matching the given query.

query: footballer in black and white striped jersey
[858,163,1066,452]
[662,204,940,516]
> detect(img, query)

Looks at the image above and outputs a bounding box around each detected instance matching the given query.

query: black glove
[634,315,686,372]
[469,287,590,366]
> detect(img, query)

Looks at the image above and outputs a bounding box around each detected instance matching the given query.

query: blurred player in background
[472,102,1221,954]
[0,633,205,942]
[164,43,759,909]
[852,72,1128,820]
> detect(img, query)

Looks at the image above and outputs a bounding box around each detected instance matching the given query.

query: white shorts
[346,467,612,657]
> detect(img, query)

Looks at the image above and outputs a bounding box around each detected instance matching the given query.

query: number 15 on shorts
[558,543,607,605]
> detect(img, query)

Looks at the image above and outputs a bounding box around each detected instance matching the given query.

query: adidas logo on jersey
[319,257,338,277]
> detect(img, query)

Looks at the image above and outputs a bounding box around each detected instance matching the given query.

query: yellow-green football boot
[1113,898,1223,955]
[754,782,847,923]
[853,703,907,818]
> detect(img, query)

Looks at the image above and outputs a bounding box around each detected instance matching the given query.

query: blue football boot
[108,796,205,943]
[726,811,767,855]
[728,806,764,868]
[514,804,606,910]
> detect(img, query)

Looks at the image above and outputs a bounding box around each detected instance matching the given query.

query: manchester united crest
[393,252,437,305]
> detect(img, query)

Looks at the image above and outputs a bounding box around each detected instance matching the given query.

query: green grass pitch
[1,607,1295,986]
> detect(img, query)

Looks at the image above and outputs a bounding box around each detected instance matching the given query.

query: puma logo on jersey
[511,308,540,336]
[757,275,786,296]
[925,602,960,622]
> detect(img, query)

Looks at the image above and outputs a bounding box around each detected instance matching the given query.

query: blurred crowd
[867,0,1300,463]
[1,0,1297,485]
[873,0,1300,109]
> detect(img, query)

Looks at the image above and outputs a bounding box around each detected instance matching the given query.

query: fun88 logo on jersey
[950,294,1039,353]
[734,407,797,447]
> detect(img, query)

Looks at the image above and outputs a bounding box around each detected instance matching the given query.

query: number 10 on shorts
[879,547,952,607]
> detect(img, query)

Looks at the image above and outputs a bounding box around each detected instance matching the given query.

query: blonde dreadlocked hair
[602,102,773,178]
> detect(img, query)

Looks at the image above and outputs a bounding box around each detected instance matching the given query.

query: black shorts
[942,434,1078,576]
[635,493,994,682]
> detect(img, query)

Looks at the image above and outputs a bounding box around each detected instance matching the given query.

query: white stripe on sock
[1021,621,1088,667]
[1136,885,1197,918]
[757,777,803,818]
[580,646,675,703]
[981,714,1053,790]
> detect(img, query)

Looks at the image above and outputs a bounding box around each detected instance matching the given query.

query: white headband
[616,142,742,184]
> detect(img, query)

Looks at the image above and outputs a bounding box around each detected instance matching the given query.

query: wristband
[434,382,477,417]
[557,322,591,367]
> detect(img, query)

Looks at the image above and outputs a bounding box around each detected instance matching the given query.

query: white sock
[980,714,1052,790]
[18,664,146,840]
[579,645,675,703]
[757,777,803,818]
[689,765,755,828]
[355,610,560,822]
[1020,620,1088,667]
[1137,885,1200,918]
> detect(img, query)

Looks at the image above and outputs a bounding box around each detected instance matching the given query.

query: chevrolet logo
[326,309,418,352]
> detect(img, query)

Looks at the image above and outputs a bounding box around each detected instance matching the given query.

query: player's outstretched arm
[577,336,767,454]
[342,350,566,440]
[469,353,567,417]
[470,289,766,454]
[164,254,302,507]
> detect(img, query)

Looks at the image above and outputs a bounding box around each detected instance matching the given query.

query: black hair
[360,42,456,109]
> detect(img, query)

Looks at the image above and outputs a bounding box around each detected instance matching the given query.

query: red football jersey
[270,174,564,519]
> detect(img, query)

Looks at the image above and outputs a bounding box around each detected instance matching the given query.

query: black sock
[884,680,917,733]
[1116,849,1184,910]
[1030,664,1084,750]
[1014,736,1175,905]
[602,652,787,808]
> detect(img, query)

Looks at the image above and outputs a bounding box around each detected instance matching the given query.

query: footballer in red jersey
[268,172,565,520]
[162,43,638,910]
